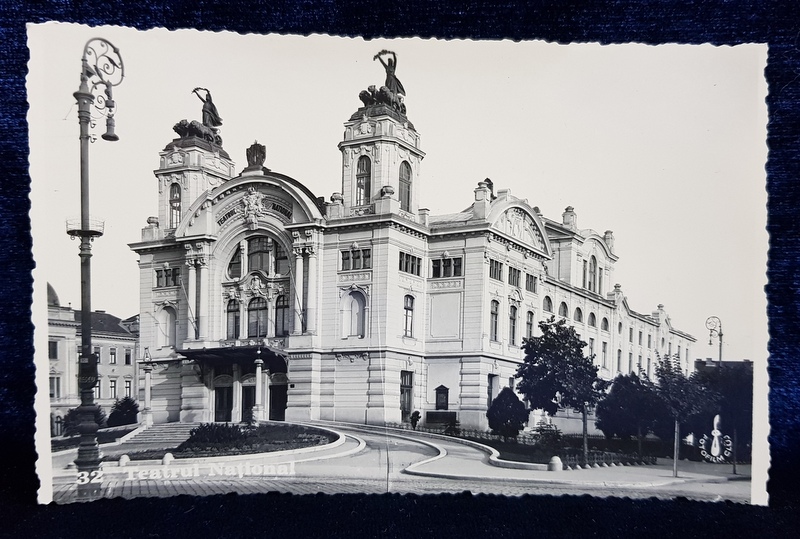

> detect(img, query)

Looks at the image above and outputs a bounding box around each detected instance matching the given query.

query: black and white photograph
[29,23,768,506]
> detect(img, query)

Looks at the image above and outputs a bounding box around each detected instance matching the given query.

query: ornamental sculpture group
[172,51,408,146]
[358,50,407,115]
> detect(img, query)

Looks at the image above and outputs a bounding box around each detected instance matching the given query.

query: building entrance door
[269,384,287,421]
[241,385,255,423]
[215,386,233,422]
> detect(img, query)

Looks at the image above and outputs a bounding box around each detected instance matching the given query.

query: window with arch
[248,298,268,338]
[403,295,414,338]
[248,237,271,273]
[574,307,583,323]
[588,312,597,327]
[490,300,500,341]
[618,322,623,334]
[275,295,289,336]
[558,302,569,318]
[526,311,535,340]
[274,242,290,274]
[356,156,371,206]
[399,161,412,211]
[158,306,177,348]
[601,317,609,331]
[169,184,181,229]
[228,247,242,279]
[226,300,240,340]
[617,349,622,372]
[509,305,518,345]
[343,291,366,338]
[588,255,598,292]
[543,296,553,313]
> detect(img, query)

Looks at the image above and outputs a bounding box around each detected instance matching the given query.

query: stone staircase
[121,422,199,447]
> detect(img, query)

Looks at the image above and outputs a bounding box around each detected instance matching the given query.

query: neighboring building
[130,66,695,431]
[47,283,139,434]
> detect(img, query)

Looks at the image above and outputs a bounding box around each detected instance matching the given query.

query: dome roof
[47,283,60,307]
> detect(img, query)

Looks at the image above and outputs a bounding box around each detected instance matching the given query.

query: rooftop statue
[192,87,223,128]
[355,51,408,116]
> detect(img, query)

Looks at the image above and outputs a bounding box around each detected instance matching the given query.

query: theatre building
[130,66,695,430]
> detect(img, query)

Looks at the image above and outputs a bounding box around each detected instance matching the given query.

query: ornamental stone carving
[335,352,369,363]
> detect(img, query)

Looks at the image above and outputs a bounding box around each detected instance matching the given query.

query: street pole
[68,38,123,502]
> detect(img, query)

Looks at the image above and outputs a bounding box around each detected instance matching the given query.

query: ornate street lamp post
[67,38,124,501]
[705,316,723,368]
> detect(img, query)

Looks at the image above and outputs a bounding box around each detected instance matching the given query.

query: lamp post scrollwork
[705,315,723,369]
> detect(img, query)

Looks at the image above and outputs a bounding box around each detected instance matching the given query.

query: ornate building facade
[131,59,695,430]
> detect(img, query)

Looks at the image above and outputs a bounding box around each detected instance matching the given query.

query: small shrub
[487,387,528,441]
[410,411,421,430]
[107,396,140,427]
[535,421,563,453]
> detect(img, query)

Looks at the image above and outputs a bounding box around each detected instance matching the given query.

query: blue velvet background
[2,1,798,535]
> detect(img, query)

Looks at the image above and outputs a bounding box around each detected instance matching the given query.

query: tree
[63,405,106,437]
[107,396,140,427]
[653,354,718,477]
[516,316,607,466]
[487,387,529,441]
[595,373,661,456]
[689,362,753,473]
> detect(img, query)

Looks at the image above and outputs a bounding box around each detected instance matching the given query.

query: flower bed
[104,422,336,462]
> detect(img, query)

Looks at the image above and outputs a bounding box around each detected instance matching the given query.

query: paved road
[50,423,751,504]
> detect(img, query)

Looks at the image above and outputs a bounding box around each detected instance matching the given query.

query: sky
[27,23,768,365]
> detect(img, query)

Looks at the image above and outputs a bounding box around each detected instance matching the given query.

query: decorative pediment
[496,207,543,249]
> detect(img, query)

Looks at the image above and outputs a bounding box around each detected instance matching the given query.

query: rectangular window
[124,349,132,365]
[638,331,643,346]
[48,341,58,360]
[489,259,503,281]
[94,383,101,400]
[598,268,603,295]
[508,377,515,391]
[526,311,534,340]
[487,374,498,408]
[490,301,500,341]
[125,380,132,398]
[341,251,351,271]
[109,379,117,400]
[109,347,117,365]
[589,337,595,357]
[582,260,588,288]
[629,327,634,342]
[508,267,521,287]
[49,377,61,399]
[399,252,422,276]
[629,352,634,373]
[602,342,608,368]
[617,350,622,372]
[155,269,165,288]
[508,307,517,345]
[432,257,463,278]
[171,267,181,287]
[525,274,537,293]
[155,268,180,288]
[638,354,643,371]
[342,249,371,271]
[647,334,652,349]
[94,346,101,363]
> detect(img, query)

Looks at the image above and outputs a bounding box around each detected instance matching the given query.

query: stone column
[254,357,264,421]
[142,363,153,427]
[292,247,304,334]
[198,258,209,340]
[306,246,317,334]
[238,298,247,340]
[186,259,197,340]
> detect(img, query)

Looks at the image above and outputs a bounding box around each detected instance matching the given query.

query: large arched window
[588,256,598,292]
[342,291,366,338]
[356,156,371,206]
[543,296,553,313]
[169,184,181,229]
[558,302,569,318]
[158,306,177,348]
[601,317,610,331]
[588,312,597,327]
[403,295,414,337]
[574,307,584,323]
[228,247,242,279]
[509,305,518,345]
[490,300,499,341]
[248,237,271,273]
[399,161,412,211]
[275,295,289,336]
[247,297,268,338]
[226,300,240,340]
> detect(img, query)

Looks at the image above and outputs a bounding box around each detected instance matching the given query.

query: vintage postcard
[29,23,769,505]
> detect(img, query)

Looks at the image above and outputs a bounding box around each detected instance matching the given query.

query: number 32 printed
[76,470,103,484]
